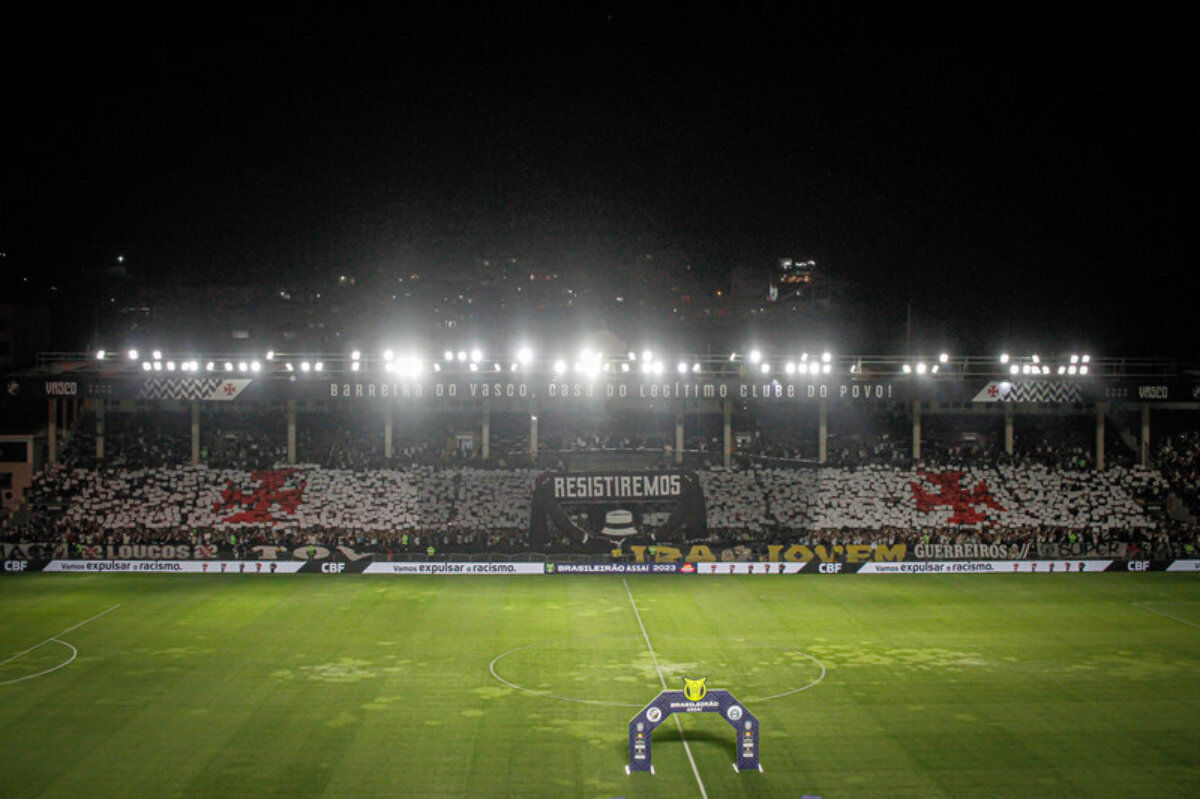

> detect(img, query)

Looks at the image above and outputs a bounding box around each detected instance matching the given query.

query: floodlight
[470,348,482,363]
[351,350,361,361]
[237,362,248,372]
[749,349,762,364]
[1079,365,1089,375]
[902,364,912,374]
[939,352,949,363]
[351,362,360,372]
[300,362,311,372]
[916,363,927,375]
[96,350,106,360]
[152,350,162,360]
[1068,365,1077,375]
[166,361,175,371]
[1070,354,1079,364]
[1081,355,1090,364]
[517,347,533,364]
[251,361,261,372]
[786,362,796,374]
[1000,353,1010,364]
[642,349,653,363]
[677,362,688,374]
[152,361,162,371]
[692,363,701,373]
[266,351,275,361]
[760,363,770,374]
[822,351,831,363]
[444,350,454,361]
[224,362,234,372]
[314,362,323,372]
[457,351,467,362]
[822,363,832,374]
[553,359,566,373]
[383,349,394,362]
[128,349,138,360]
[141,362,151,371]
[1010,364,1019,375]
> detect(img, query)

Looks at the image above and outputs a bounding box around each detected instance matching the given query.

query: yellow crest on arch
[683,676,708,701]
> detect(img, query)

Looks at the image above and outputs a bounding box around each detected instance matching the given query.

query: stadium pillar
[1004,403,1014,456]
[186,400,198,463]
[190,401,200,465]
[47,399,57,465]
[912,400,921,462]
[674,403,684,465]
[95,400,105,462]
[1095,402,1107,471]
[1141,404,1151,468]
[482,398,491,460]
[529,406,538,462]
[818,398,828,464]
[384,410,393,460]
[723,399,733,468]
[287,400,297,465]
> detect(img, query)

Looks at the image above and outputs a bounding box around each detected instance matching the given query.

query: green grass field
[2,574,1199,798]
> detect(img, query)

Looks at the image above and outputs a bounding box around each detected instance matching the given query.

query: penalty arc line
[622,578,708,799]
[0,603,121,685]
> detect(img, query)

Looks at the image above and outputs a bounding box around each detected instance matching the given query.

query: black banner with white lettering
[528,471,707,548]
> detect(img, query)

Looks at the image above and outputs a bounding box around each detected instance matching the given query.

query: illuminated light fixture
[510,362,518,372]
[785,362,796,375]
[1031,354,1040,364]
[251,361,261,372]
[642,349,653,363]
[96,350,106,360]
[237,362,248,372]
[128,349,138,360]
[141,362,151,371]
[351,350,361,361]
[470,348,482,363]
[1058,365,1066,375]
[602,363,610,372]
[224,362,234,372]
[931,365,940,374]
[729,352,738,361]
[1081,354,1090,364]
[493,363,502,372]
[384,362,396,373]
[640,361,651,374]
[206,361,215,372]
[810,362,821,375]
[284,363,294,372]
[152,350,162,360]
[314,362,323,372]
[902,364,912,374]
[1010,364,1020,375]
[1068,365,1077,375]
[266,350,275,361]
[152,361,162,371]
[383,349,394,362]
[653,362,665,375]
[553,359,566,373]
[627,351,636,361]
[760,363,770,374]
[444,350,454,361]
[351,362,361,372]
[850,364,858,373]
[469,363,478,372]
[692,363,701,373]
[457,351,467,362]
[939,352,949,363]
[677,361,688,374]
[1021,365,1031,375]
[800,352,809,362]
[166,361,175,371]
[916,362,927,375]
[300,362,311,372]
[1043,366,1052,375]
[821,351,832,363]
[1000,353,1010,364]
[1079,365,1089,375]
[822,363,832,374]
[621,363,630,372]
[432,363,441,372]
[1070,354,1079,364]
[749,349,762,364]
[517,347,533,365]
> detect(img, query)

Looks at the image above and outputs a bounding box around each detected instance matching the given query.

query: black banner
[529,471,707,548]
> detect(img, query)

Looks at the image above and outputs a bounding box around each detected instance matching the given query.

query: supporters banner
[528,472,707,548]
[41,560,306,573]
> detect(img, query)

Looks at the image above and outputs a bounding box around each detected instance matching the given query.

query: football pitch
[2,574,1199,798]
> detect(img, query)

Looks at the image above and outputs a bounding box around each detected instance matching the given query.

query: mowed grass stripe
[1,574,1199,797]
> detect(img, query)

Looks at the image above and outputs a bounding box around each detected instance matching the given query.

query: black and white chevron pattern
[973,381,1082,404]
[138,378,229,401]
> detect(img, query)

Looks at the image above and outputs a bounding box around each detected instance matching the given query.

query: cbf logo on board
[683,676,708,701]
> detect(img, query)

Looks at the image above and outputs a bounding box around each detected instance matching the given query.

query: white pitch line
[1134,601,1200,630]
[622,579,708,799]
[0,603,120,676]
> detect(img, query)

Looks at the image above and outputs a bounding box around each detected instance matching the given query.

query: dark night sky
[5,7,1195,355]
